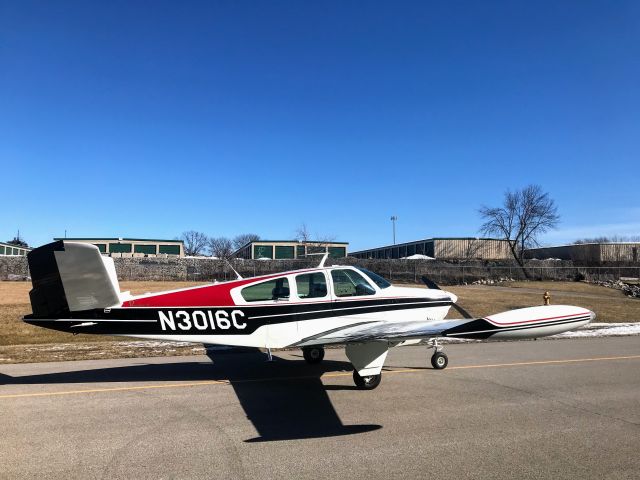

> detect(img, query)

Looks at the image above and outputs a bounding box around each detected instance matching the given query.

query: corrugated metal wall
[434,239,512,260]
[600,243,640,262]
[525,243,640,263]
[351,239,513,260]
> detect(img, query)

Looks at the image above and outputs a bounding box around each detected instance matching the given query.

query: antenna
[224,259,243,280]
[390,216,398,244]
[305,252,330,268]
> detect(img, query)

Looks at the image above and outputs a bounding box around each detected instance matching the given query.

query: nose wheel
[431,351,448,369]
[428,338,448,370]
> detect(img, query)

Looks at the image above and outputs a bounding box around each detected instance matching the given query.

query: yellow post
[543,291,551,305]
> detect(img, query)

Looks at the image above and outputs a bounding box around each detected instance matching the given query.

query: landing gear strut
[428,338,448,370]
[353,370,382,390]
[302,346,325,364]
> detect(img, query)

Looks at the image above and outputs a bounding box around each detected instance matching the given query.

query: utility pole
[390,216,398,245]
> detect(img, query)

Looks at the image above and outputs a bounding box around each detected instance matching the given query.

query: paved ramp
[1,338,639,479]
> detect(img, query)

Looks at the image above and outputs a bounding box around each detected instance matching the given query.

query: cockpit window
[356,268,391,289]
[296,272,328,299]
[331,269,376,297]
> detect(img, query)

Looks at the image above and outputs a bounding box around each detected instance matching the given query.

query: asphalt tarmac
[1,337,639,480]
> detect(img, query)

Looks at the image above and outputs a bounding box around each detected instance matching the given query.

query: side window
[331,269,376,297]
[241,278,290,302]
[295,272,328,299]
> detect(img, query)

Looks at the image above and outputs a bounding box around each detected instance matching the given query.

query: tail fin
[27,241,121,317]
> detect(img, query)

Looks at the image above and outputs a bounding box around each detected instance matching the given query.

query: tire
[302,346,325,364]
[353,370,382,390]
[431,351,448,370]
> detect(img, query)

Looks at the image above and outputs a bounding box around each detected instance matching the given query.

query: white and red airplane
[24,241,595,389]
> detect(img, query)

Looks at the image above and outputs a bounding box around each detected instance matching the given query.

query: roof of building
[233,239,349,256]
[351,237,511,253]
[53,237,183,243]
[526,242,640,249]
[244,239,348,245]
[0,241,31,249]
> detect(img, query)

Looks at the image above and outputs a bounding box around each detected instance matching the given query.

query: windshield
[356,267,391,289]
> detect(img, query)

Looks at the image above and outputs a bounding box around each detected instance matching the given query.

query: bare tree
[232,233,260,250]
[575,235,640,244]
[295,223,336,255]
[295,223,311,243]
[479,185,559,277]
[6,234,28,248]
[208,237,233,259]
[462,238,482,262]
[180,231,209,256]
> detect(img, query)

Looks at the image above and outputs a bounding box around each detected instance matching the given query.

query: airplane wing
[293,318,472,347]
[293,304,594,347]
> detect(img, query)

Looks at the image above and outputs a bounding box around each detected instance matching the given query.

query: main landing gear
[302,346,325,364]
[428,338,448,370]
[353,371,382,390]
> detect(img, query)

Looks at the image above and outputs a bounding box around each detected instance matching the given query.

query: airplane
[23,241,595,389]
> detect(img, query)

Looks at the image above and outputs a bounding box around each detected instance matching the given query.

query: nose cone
[444,291,458,303]
[589,310,596,323]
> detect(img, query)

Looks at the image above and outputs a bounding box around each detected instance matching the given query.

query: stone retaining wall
[2,255,638,285]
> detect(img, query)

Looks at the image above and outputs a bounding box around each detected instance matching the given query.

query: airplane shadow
[1,351,382,442]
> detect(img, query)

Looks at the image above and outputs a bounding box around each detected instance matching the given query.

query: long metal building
[525,243,640,263]
[350,237,513,260]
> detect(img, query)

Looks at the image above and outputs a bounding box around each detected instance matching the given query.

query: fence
[1,255,639,285]
[357,262,640,285]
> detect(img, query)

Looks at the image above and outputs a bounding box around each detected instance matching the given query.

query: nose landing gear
[428,338,448,370]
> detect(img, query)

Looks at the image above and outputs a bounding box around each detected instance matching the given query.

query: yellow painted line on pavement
[0,379,230,398]
[1,354,639,399]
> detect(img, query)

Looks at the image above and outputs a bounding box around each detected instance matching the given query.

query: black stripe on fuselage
[23,297,452,336]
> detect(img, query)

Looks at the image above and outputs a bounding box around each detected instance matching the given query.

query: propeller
[421,275,474,319]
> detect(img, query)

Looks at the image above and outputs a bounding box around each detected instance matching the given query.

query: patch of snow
[116,341,194,348]
[552,323,640,338]
[403,254,435,260]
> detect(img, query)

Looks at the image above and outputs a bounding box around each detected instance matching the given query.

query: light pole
[390,216,397,245]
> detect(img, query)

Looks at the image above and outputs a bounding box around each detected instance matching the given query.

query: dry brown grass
[0,282,31,305]
[0,281,208,347]
[0,341,206,364]
[442,283,640,322]
[119,281,207,295]
[497,280,625,297]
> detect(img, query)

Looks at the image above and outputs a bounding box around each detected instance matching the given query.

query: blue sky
[1,1,639,251]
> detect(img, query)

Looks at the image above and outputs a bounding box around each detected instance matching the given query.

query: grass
[0,281,206,347]
[497,280,625,296]
[442,283,640,321]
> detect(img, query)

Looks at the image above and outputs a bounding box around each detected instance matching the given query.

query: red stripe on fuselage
[120,269,319,308]
[485,311,591,326]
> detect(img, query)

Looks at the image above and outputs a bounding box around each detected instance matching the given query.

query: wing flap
[295,319,473,347]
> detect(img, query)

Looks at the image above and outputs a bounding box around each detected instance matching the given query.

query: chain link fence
[2,255,639,285]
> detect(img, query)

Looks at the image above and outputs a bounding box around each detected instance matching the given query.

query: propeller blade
[420,276,441,290]
[421,276,474,319]
[451,302,474,319]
